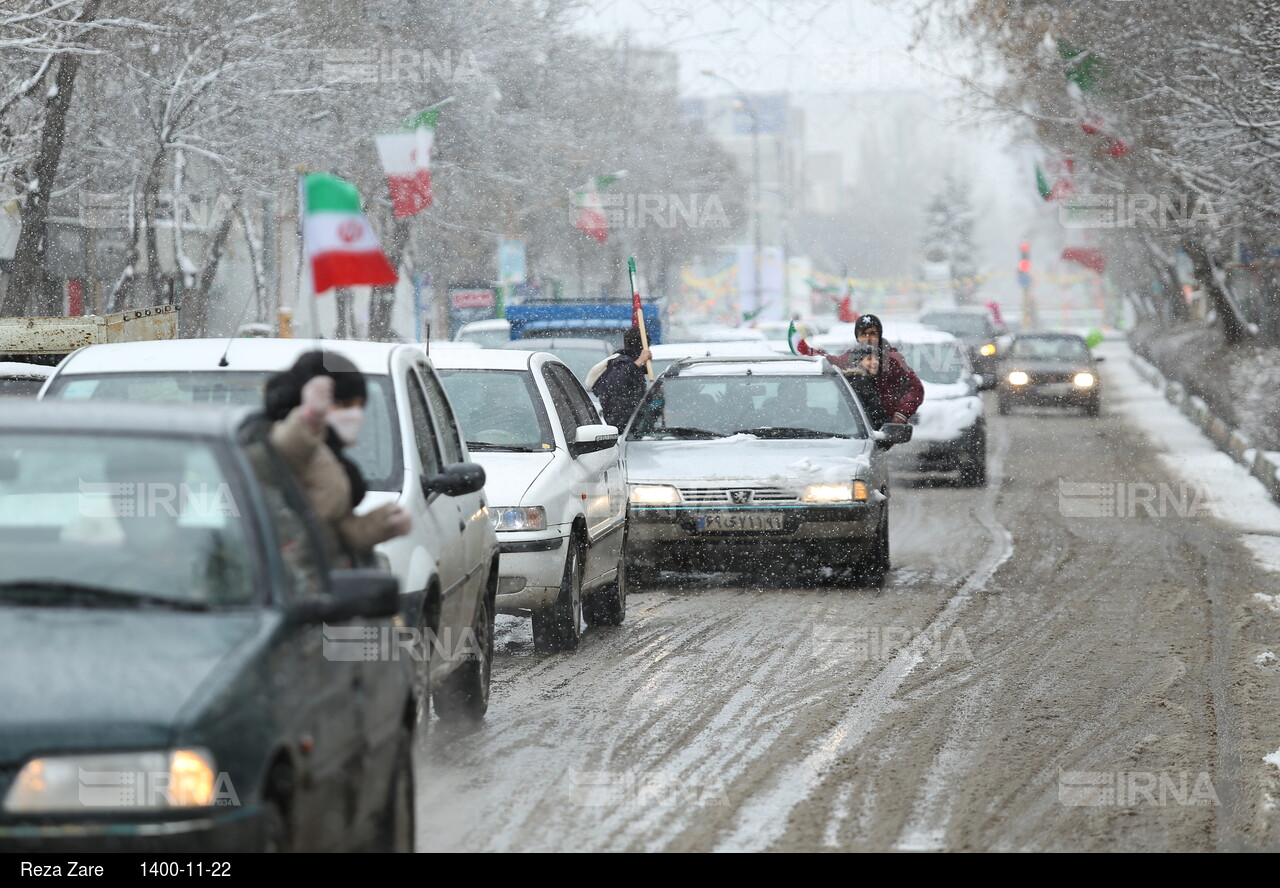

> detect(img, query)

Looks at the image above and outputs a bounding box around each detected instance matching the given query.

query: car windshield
[1011,337,1090,359]
[43,372,402,491]
[0,377,45,397]
[438,369,555,451]
[895,342,970,384]
[0,432,255,607]
[629,374,867,440]
[920,314,990,338]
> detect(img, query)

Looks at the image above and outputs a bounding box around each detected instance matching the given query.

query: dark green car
[0,402,414,852]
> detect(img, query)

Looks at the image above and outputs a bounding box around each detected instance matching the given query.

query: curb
[1128,352,1280,505]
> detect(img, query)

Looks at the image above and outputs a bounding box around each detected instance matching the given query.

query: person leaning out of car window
[840,342,890,430]
[264,350,412,565]
[824,314,923,425]
[586,326,653,430]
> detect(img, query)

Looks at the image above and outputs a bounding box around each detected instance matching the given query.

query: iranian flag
[301,173,398,295]
[375,109,436,218]
[788,320,816,356]
[575,174,617,244]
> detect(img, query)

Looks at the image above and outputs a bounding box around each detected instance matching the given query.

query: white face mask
[327,406,365,446]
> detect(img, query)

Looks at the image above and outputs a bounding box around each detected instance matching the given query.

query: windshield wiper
[467,442,540,452]
[639,427,722,440]
[0,581,212,611]
[732,427,851,439]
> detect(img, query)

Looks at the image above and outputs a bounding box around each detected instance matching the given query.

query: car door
[416,360,489,608]
[541,361,623,587]
[240,430,364,849]
[400,364,469,655]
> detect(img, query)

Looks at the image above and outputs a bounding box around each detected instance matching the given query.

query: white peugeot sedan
[433,348,627,653]
[38,338,500,725]
[622,355,910,587]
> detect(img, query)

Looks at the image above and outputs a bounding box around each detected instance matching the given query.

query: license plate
[693,512,785,532]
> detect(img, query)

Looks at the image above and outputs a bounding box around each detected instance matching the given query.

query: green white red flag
[300,173,398,295]
[375,109,436,218]
[575,174,617,244]
[788,320,816,356]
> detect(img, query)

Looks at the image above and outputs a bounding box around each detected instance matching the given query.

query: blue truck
[504,298,663,348]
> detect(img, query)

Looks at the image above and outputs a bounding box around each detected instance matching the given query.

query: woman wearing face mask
[264,350,412,564]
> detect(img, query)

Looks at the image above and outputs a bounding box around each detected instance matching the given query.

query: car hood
[624,436,874,487]
[469,451,557,505]
[0,608,265,763]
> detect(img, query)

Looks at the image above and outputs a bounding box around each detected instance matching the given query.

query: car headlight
[801,481,869,503]
[979,343,997,356]
[4,749,218,812]
[1073,372,1095,388]
[629,485,680,505]
[1007,370,1029,386]
[490,506,546,531]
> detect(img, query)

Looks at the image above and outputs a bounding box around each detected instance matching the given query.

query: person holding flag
[789,313,923,425]
[587,326,652,431]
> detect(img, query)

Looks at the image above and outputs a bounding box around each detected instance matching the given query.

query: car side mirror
[1093,355,1106,363]
[876,422,913,449]
[421,461,486,498]
[972,373,985,391]
[291,570,400,623]
[569,423,619,457]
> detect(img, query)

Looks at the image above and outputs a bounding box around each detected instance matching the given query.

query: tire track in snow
[713,420,1015,852]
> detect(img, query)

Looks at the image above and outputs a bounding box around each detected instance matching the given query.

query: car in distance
[434,348,627,652]
[997,332,1104,416]
[622,355,910,587]
[0,402,410,852]
[500,336,613,387]
[0,361,54,397]
[917,306,1006,388]
[886,327,988,487]
[454,318,512,348]
[38,338,499,727]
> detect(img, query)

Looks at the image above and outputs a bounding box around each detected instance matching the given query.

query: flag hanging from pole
[575,174,617,244]
[788,320,816,356]
[376,109,436,218]
[300,173,398,295]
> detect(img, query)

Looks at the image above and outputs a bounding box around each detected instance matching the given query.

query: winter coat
[269,403,403,564]
[843,369,889,430]
[591,350,649,430]
[828,341,923,421]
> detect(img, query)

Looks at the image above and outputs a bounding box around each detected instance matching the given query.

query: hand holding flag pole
[628,257,653,380]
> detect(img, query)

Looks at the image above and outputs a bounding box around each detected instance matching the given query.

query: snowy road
[413,341,1280,852]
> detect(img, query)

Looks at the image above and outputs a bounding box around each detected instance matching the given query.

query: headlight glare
[979,343,997,356]
[490,506,547,531]
[1073,372,1095,388]
[3,749,217,812]
[802,483,854,503]
[629,485,680,505]
[1007,370,1029,386]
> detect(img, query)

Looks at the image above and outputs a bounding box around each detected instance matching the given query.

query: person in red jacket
[809,314,924,424]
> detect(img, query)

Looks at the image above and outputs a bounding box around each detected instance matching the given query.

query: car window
[896,342,969,384]
[1011,337,1089,359]
[544,363,599,429]
[920,314,991,338]
[629,375,867,440]
[241,432,326,600]
[0,432,256,606]
[405,372,444,476]
[438,369,555,452]
[46,371,404,492]
[417,365,466,464]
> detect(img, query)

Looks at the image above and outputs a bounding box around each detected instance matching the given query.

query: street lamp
[701,68,762,323]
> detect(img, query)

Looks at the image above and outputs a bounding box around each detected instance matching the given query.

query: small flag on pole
[301,173,398,295]
[788,320,816,356]
[376,109,436,218]
[575,174,617,244]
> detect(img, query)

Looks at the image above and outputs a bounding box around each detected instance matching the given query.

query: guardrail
[1129,352,1280,506]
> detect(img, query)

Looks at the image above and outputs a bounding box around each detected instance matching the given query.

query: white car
[454,318,511,348]
[38,338,500,723]
[0,361,54,397]
[881,326,987,486]
[433,348,627,652]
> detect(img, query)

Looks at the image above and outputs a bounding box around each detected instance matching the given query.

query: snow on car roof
[430,348,548,371]
[0,361,55,379]
[456,319,510,332]
[649,340,777,359]
[53,338,404,376]
[674,356,826,376]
